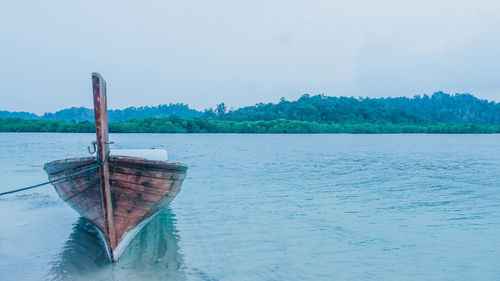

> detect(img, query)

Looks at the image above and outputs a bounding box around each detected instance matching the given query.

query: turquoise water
[0,133,499,280]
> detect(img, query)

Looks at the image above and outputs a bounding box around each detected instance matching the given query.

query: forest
[1,116,499,134]
[0,103,201,122]
[203,92,500,124]
[1,92,499,133]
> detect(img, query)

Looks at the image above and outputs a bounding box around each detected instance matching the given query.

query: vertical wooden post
[92,72,117,260]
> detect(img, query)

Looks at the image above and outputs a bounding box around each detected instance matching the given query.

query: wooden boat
[43,73,188,262]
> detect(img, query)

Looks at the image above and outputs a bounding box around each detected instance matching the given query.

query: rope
[0,152,110,197]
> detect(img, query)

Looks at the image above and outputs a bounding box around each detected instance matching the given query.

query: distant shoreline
[1,117,499,134]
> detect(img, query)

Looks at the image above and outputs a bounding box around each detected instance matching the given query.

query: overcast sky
[1,0,499,114]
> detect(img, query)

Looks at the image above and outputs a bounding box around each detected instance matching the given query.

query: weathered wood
[92,72,117,258]
[63,182,106,232]
[50,171,99,199]
[110,165,185,180]
[111,156,188,171]
[110,178,172,196]
[109,172,174,191]
[43,157,96,175]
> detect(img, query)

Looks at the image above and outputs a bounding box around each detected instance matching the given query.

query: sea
[0,133,499,281]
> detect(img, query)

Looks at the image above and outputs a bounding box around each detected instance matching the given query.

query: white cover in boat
[111,149,168,161]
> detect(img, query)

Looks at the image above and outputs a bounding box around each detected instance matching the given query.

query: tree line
[1,117,499,134]
[1,92,499,133]
[0,103,202,122]
[1,92,499,125]
[203,92,500,124]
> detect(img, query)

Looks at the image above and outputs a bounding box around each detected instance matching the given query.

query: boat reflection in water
[47,208,186,281]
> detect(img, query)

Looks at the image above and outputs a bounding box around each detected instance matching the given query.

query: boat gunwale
[43,155,188,175]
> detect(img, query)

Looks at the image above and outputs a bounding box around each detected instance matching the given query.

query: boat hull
[43,155,187,261]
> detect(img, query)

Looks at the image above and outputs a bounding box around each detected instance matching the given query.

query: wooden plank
[44,157,96,175]
[109,172,174,191]
[50,171,99,199]
[109,165,185,180]
[64,181,101,202]
[67,190,103,220]
[54,178,99,201]
[110,156,188,171]
[64,182,105,231]
[49,167,98,182]
[110,178,171,196]
[92,72,117,256]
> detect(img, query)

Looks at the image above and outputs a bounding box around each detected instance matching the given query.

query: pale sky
[1,0,499,114]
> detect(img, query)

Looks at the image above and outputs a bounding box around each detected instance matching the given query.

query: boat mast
[92,72,117,260]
